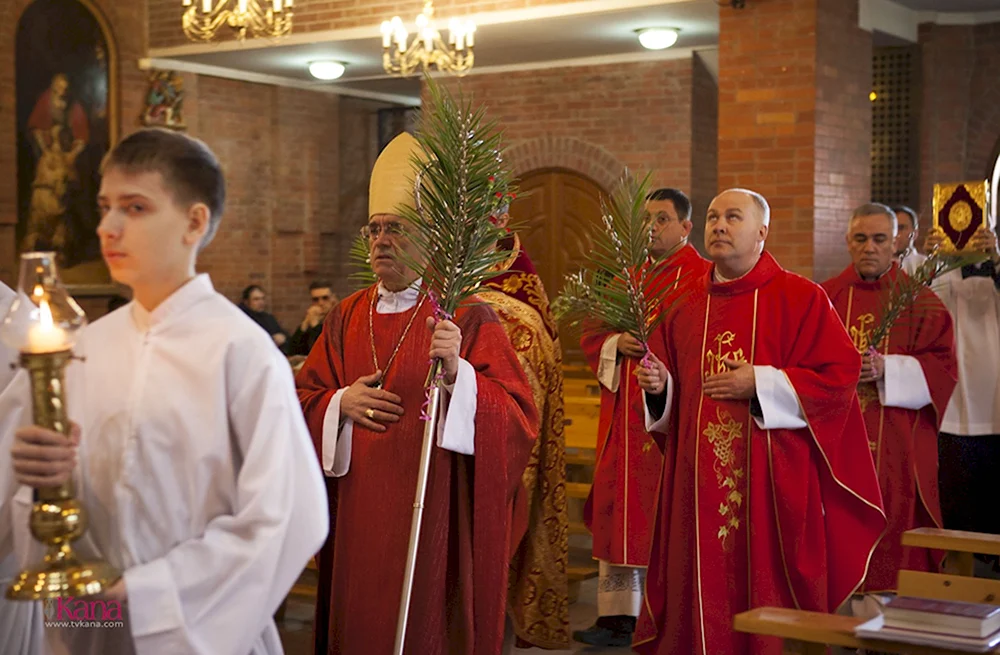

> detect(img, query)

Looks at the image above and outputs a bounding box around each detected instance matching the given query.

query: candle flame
[39,299,54,331]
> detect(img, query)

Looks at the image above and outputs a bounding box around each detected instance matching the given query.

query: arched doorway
[509,168,607,365]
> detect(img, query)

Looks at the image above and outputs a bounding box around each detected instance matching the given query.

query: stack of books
[855,596,1000,652]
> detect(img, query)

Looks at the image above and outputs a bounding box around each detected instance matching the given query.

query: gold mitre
[369,132,426,218]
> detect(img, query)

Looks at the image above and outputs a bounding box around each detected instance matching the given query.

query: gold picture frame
[931,180,993,254]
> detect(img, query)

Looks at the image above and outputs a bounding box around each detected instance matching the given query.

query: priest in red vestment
[479,216,571,650]
[634,189,887,655]
[296,133,538,655]
[821,203,956,593]
[575,188,710,648]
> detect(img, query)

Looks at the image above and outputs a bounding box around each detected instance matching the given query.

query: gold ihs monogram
[849,313,875,353]
[704,331,747,377]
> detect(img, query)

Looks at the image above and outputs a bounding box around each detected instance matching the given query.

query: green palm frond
[552,169,686,349]
[870,250,990,349]
[349,232,377,289]
[397,77,515,318]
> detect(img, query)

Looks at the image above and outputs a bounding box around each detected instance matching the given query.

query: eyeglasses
[311,294,332,303]
[361,222,405,239]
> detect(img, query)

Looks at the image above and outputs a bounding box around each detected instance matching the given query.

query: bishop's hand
[11,423,81,488]
[427,318,462,385]
[341,370,404,432]
[703,359,756,400]
[635,352,668,395]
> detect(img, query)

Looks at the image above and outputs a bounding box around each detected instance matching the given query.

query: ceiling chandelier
[380,1,476,77]
[181,0,293,42]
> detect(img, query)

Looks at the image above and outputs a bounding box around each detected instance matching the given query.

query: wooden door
[509,169,607,366]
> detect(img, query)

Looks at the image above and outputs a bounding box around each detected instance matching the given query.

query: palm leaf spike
[869,248,990,350]
[349,231,377,289]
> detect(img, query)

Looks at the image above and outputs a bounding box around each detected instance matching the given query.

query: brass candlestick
[2,252,119,600]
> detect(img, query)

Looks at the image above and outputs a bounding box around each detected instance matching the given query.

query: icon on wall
[141,70,186,131]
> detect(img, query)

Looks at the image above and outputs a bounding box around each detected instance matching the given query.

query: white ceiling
[152,0,718,105]
[149,0,1000,106]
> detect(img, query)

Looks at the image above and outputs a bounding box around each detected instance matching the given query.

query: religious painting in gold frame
[15,0,120,295]
[931,180,993,254]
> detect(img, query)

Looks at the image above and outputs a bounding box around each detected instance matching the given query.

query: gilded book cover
[932,180,993,253]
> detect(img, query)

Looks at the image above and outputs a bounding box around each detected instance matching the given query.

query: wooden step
[569,521,591,536]
[566,482,591,499]
[565,451,596,467]
[568,565,599,582]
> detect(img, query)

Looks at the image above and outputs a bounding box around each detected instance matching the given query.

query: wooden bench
[734,607,1000,654]
[903,528,1000,577]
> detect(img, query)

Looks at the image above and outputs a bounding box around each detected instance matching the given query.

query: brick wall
[149,0,583,49]
[430,57,698,201]
[814,0,871,282]
[919,22,1000,238]
[691,52,718,254]
[718,0,872,280]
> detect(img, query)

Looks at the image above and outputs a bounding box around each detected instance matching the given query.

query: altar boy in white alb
[0,128,328,655]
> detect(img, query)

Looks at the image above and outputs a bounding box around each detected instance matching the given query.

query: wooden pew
[903,528,1000,577]
[734,607,1000,654]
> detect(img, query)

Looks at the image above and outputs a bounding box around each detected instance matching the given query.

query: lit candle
[273,0,282,12]
[466,25,475,47]
[238,0,248,13]
[381,21,392,48]
[183,0,192,6]
[26,300,67,354]
[202,0,212,13]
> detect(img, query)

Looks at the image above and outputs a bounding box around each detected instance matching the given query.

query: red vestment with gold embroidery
[635,252,885,655]
[296,288,537,655]
[822,263,956,592]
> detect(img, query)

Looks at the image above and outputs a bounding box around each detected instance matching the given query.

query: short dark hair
[241,284,264,302]
[309,280,333,292]
[646,188,692,221]
[890,204,919,231]
[102,128,226,248]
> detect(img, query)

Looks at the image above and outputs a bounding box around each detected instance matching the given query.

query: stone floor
[277,577,634,654]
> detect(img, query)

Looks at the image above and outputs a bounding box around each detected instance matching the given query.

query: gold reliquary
[932,180,994,254]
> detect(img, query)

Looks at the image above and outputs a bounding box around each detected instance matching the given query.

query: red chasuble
[634,252,886,655]
[580,243,711,566]
[296,287,537,655]
[821,263,956,591]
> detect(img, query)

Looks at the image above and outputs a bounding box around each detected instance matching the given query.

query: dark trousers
[939,432,1000,535]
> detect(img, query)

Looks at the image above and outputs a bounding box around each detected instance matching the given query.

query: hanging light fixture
[181,0,293,42]
[380,1,476,77]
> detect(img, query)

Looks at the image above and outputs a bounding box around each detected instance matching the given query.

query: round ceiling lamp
[636,28,679,50]
[309,61,346,80]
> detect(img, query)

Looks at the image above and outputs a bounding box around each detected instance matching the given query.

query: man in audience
[239,284,287,349]
[287,281,336,357]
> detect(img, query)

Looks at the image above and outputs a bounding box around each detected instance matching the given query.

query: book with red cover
[884,596,1000,639]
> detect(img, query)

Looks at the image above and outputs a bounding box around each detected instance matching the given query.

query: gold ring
[365,408,375,419]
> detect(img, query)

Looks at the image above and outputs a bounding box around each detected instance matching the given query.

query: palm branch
[869,250,990,350]
[349,231,377,289]
[397,77,515,322]
[552,170,686,356]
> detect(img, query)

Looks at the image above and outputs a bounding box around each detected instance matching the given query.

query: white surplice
[0,281,45,655]
[930,266,1000,435]
[0,275,329,655]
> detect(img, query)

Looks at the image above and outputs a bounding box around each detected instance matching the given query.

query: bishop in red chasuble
[576,189,710,648]
[479,228,571,650]
[634,189,886,655]
[296,133,537,655]
[821,203,957,593]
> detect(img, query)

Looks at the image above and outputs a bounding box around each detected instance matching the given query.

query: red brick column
[718,0,872,280]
